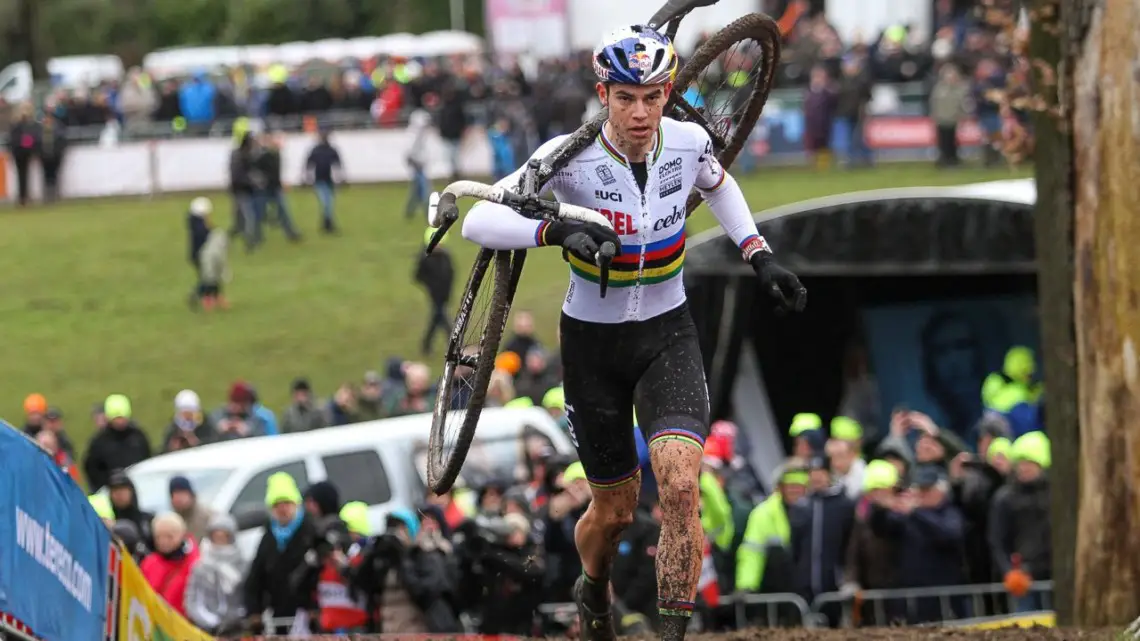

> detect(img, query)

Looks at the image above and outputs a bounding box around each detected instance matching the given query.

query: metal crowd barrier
[538,592,818,631]
[809,580,1054,627]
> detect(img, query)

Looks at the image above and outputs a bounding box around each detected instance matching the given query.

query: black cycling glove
[540,220,622,263]
[750,251,807,312]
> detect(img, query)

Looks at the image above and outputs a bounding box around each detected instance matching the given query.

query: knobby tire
[427,249,512,494]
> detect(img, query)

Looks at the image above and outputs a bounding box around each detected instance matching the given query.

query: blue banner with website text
[0,423,111,641]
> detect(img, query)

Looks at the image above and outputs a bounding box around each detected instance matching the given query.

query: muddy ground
[684,628,1124,640]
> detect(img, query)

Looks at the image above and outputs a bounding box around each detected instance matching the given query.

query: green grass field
[1,163,1028,454]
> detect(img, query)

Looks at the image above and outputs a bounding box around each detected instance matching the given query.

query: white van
[103,407,572,560]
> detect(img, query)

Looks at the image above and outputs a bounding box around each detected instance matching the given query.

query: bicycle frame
[519,0,728,198]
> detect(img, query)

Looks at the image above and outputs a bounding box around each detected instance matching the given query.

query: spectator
[325,383,361,426]
[612,498,661,627]
[789,413,826,459]
[36,429,80,484]
[264,66,297,120]
[835,54,874,168]
[170,476,217,542]
[141,512,201,616]
[196,195,232,311]
[254,131,301,242]
[22,393,47,437]
[470,511,544,635]
[503,310,539,357]
[827,416,865,499]
[303,480,341,523]
[186,514,246,636]
[40,405,77,462]
[357,371,386,422]
[118,68,157,137]
[282,378,328,433]
[248,386,279,435]
[39,112,67,202]
[981,346,1043,434]
[304,130,344,234]
[415,227,455,356]
[186,196,211,307]
[930,63,972,167]
[354,508,459,633]
[229,132,259,252]
[84,395,152,490]
[6,102,38,206]
[300,76,334,113]
[802,65,838,170]
[542,462,590,602]
[404,109,433,220]
[873,465,967,623]
[793,456,855,626]
[107,471,156,549]
[737,460,808,595]
[988,431,1051,613]
[386,363,434,417]
[514,349,560,406]
[211,381,270,440]
[488,117,515,181]
[843,459,901,624]
[245,472,319,636]
[435,81,469,180]
[178,71,217,130]
[987,436,1013,475]
[951,414,1009,589]
[163,389,218,451]
[315,503,371,634]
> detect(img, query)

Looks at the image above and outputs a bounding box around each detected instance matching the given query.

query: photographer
[457,512,545,635]
[353,509,460,634]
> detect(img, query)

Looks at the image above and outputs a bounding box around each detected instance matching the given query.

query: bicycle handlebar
[427,180,618,298]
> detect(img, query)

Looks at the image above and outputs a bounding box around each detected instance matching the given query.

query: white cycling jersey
[462,117,770,324]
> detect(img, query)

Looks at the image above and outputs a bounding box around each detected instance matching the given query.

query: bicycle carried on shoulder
[424,0,782,494]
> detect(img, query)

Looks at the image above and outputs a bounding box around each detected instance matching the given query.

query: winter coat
[185,538,246,634]
[198,228,230,285]
[244,515,319,618]
[792,485,855,600]
[988,475,1051,579]
[141,539,201,616]
[83,423,152,490]
[845,498,898,590]
[281,401,328,434]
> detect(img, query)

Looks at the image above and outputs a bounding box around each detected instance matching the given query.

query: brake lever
[596,241,616,299]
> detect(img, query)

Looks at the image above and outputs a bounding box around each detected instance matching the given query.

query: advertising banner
[486,0,569,57]
[116,544,214,641]
[860,295,1040,440]
[0,425,111,641]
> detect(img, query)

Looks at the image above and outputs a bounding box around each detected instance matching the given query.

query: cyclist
[462,24,806,641]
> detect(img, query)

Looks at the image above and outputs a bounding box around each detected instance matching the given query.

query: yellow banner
[117,543,215,641]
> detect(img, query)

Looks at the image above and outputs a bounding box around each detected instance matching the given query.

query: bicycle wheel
[670,12,781,213]
[427,248,513,494]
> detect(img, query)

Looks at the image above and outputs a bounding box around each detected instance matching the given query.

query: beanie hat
[229,381,255,405]
[789,413,823,437]
[169,475,194,496]
[542,386,565,410]
[862,459,900,491]
[339,501,371,537]
[265,472,302,507]
[987,437,1012,463]
[1011,431,1051,469]
[386,507,420,539]
[830,416,863,441]
[24,393,47,415]
[303,481,341,517]
[174,389,201,412]
[104,394,132,420]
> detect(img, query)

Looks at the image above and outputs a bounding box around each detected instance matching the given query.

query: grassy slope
[0,163,1027,451]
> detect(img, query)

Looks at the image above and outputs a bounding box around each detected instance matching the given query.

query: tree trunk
[1030,0,1077,626]
[1064,0,1140,626]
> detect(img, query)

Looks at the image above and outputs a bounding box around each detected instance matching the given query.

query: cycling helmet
[593,25,679,86]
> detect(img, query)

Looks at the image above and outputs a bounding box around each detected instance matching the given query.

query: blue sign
[0,424,111,641]
[861,296,1040,443]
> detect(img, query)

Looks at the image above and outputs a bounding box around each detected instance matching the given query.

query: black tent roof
[685,179,1037,277]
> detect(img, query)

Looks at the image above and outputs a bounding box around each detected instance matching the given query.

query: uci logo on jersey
[595,190,622,203]
[653,205,685,232]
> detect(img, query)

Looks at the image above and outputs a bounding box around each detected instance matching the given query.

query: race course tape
[953,611,1056,629]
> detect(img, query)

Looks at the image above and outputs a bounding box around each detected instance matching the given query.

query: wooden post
[1056,0,1140,626]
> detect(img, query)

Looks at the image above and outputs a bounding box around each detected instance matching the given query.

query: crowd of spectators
[24,304,1049,635]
